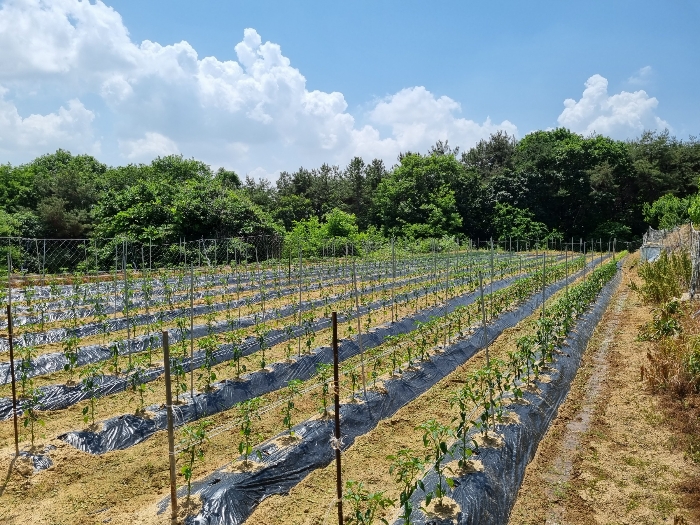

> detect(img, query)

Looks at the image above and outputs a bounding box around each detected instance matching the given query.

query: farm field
[3,3,700,523]
[2,241,697,525]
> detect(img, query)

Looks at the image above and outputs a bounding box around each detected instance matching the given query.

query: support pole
[162,330,178,524]
[6,304,19,457]
[352,257,367,397]
[332,312,344,525]
[190,264,194,398]
[541,251,546,319]
[478,273,489,366]
[391,237,396,323]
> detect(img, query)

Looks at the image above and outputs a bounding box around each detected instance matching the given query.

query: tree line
[1,128,699,246]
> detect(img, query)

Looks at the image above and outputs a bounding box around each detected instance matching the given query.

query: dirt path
[509,255,700,525]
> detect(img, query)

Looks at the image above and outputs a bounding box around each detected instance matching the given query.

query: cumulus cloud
[0,0,521,173]
[119,132,179,161]
[368,87,517,156]
[557,74,669,137]
[0,87,98,160]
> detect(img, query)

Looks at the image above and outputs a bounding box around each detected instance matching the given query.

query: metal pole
[123,240,131,368]
[391,237,396,323]
[332,312,344,525]
[541,251,546,319]
[298,242,303,357]
[565,240,569,296]
[162,330,178,524]
[478,273,489,365]
[190,263,194,397]
[352,257,367,397]
[489,238,494,318]
[6,304,19,457]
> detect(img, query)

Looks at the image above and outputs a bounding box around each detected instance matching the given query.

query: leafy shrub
[632,250,691,304]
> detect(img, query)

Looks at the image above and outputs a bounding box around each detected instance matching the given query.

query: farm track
[508,254,700,525]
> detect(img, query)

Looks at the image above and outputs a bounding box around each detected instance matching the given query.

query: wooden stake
[332,312,344,525]
[162,330,178,524]
[6,304,19,457]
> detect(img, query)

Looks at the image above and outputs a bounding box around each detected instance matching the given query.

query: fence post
[6,304,19,457]
[332,312,343,525]
[162,330,178,524]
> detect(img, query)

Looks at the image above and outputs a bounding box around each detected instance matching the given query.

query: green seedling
[21,387,45,448]
[281,379,303,435]
[284,324,295,361]
[18,343,37,398]
[198,335,218,391]
[315,363,333,416]
[226,329,246,379]
[108,340,121,375]
[449,387,479,469]
[343,365,360,401]
[62,335,80,383]
[237,397,263,465]
[171,355,188,402]
[126,354,152,414]
[388,448,425,525]
[417,419,455,507]
[303,315,316,355]
[256,323,268,369]
[179,419,213,500]
[80,363,104,426]
[343,480,395,525]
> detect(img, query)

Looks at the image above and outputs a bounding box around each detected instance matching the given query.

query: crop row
[53,254,589,454]
[163,255,621,524]
[1,251,547,351]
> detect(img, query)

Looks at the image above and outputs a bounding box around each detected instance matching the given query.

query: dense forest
[1,128,699,247]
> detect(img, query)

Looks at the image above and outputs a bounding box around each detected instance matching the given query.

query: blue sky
[0,0,698,178]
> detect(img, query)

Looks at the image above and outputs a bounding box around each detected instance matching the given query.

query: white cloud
[628,65,653,85]
[0,87,98,159]
[0,0,524,172]
[119,132,179,161]
[557,74,669,137]
[368,86,517,156]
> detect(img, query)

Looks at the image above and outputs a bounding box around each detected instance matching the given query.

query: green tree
[643,193,690,229]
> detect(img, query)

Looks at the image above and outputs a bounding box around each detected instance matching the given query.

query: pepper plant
[315,363,333,416]
[387,448,425,525]
[179,419,213,500]
[198,335,218,391]
[226,328,246,379]
[21,387,45,448]
[126,354,151,413]
[62,334,80,383]
[343,480,395,525]
[343,365,360,401]
[417,419,455,507]
[79,363,104,426]
[237,396,263,465]
[281,379,302,435]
